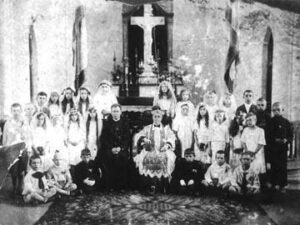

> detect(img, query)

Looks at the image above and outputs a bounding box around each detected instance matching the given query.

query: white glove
[187,180,194,185]
[180,180,186,186]
[88,180,95,186]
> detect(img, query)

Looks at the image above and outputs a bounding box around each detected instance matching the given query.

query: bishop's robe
[134,124,176,179]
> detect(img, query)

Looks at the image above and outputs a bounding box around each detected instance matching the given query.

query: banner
[224,3,240,94]
[29,20,38,102]
[73,5,88,95]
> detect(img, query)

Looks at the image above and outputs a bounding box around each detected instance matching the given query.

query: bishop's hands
[160,142,172,152]
[143,138,152,152]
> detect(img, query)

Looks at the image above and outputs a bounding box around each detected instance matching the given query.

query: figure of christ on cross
[131,4,165,67]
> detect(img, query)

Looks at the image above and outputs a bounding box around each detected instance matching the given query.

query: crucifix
[131,4,165,66]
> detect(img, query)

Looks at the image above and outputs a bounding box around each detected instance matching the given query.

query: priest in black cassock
[97,104,130,191]
[266,102,293,192]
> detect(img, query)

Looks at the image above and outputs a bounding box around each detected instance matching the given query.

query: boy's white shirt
[22,169,48,195]
[244,103,252,113]
[204,162,231,184]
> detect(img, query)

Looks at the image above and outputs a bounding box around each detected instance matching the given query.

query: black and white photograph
[0,0,299,224]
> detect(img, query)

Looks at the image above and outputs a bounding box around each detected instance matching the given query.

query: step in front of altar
[112,84,158,98]
[117,96,153,112]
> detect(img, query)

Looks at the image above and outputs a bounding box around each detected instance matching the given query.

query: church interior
[0,0,300,224]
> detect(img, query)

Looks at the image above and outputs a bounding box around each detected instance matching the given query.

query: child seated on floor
[47,151,77,196]
[171,148,203,195]
[202,150,231,191]
[229,151,260,196]
[74,148,102,193]
[22,155,57,203]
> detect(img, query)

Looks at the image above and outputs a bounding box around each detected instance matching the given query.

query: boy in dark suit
[171,148,203,195]
[236,90,257,115]
[74,148,102,193]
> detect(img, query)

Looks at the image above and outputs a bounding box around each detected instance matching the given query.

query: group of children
[153,83,293,195]
[0,79,293,203]
[23,148,101,203]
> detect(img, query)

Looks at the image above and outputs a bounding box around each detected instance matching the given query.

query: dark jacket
[98,115,130,161]
[74,160,101,190]
[236,104,257,116]
[172,159,203,184]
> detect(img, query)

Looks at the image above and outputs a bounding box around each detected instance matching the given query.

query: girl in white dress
[77,86,92,124]
[241,113,266,175]
[31,112,52,171]
[85,107,102,160]
[210,110,230,164]
[23,103,37,127]
[66,109,85,167]
[229,112,246,169]
[194,104,211,164]
[219,92,237,127]
[93,80,118,119]
[202,90,219,124]
[48,91,62,119]
[153,81,177,120]
[173,103,195,158]
[61,87,76,115]
[49,115,68,159]
[175,89,195,119]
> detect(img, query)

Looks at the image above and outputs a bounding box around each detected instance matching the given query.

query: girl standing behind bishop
[194,104,211,165]
[173,103,195,158]
[48,91,62,119]
[85,107,102,160]
[77,86,92,123]
[153,81,177,124]
[175,89,195,119]
[66,109,85,168]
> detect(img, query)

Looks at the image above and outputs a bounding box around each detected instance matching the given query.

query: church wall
[0,0,299,120]
[0,0,123,115]
[173,0,228,103]
[173,0,300,120]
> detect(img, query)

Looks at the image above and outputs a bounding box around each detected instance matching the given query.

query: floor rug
[35,192,274,225]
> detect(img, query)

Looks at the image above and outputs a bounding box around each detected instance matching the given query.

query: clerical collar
[112,118,120,122]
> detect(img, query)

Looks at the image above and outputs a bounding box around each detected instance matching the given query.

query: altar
[111,4,183,100]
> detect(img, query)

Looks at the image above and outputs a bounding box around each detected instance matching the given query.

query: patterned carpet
[35,192,275,225]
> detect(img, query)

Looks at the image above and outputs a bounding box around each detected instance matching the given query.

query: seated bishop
[133,106,176,194]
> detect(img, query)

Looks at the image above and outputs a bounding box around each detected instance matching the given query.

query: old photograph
[0,0,299,224]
